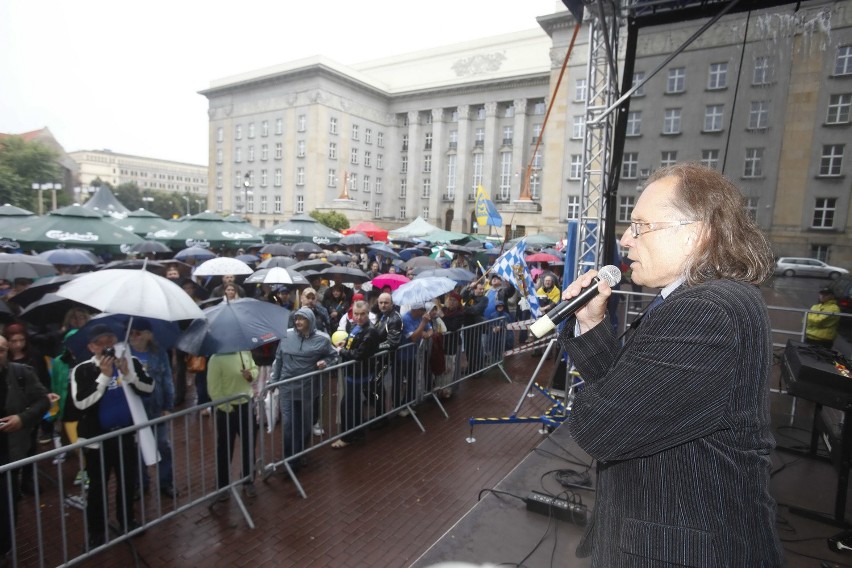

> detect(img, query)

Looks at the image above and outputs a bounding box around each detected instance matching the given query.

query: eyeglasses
[629,220,695,239]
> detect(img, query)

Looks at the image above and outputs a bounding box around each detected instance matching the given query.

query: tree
[0,137,61,210]
[309,210,349,232]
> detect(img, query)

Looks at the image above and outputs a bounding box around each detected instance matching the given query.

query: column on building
[512,98,530,200]
[453,105,471,233]
[405,110,422,221]
[483,102,499,195]
[430,108,445,229]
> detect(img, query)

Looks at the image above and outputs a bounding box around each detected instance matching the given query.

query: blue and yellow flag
[474,185,503,228]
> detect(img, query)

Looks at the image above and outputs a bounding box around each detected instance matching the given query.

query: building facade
[200,0,852,266]
[68,149,207,202]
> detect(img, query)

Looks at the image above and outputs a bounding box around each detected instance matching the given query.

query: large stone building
[200,0,852,266]
[68,149,207,202]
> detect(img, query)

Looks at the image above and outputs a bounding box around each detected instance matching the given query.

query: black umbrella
[443,244,480,255]
[290,259,332,272]
[292,241,324,255]
[321,266,370,284]
[128,240,172,255]
[100,259,169,276]
[403,256,439,270]
[259,243,294,256]
[0,253,59,281]
[389,237,419,247]
[176,298,290,356]
[7,274,81,308]
[324,253,355,265]
[258,256,298,269]
[367,243,400,260]
[18,293,93,326]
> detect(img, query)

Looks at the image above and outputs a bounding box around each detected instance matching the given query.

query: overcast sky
[0,0,559,166]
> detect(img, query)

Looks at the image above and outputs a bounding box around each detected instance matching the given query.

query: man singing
[558,163,783,566]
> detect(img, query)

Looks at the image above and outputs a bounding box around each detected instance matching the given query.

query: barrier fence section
[257,317,510,498]
[0,393,254,567]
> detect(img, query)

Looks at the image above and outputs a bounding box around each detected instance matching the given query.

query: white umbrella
[243,266,308,286]
[391,276,458,306]
[193,256,253,277]
[55,269,204,321]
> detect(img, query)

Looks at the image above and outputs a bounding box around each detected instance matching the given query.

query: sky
[0,0,560,166]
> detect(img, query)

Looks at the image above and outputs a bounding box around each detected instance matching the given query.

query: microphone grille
[598,265,622,287]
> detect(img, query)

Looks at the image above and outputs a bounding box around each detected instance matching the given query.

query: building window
[422,178,431,198]
[348,173,358,192]
[748,101,769,130]
[663,109,681,135]
[753,56,771,85]
[499,153,512,200]
[745,197,758,221]
[260,169,268,187]
[707,62,728,90]
[329,117,338,135]
[216,196,223,212]
[402,134,409,151]
[364,151,371,167]
[422,206,429,220]
[570,154,583,180]
[260,196,268,213]
[274,169,282,187]
[661,151,677,168]
[375,177,382,194]
[248,146,255,162]
[472,154,484,187]
[533,102,546,114]
[261,121,269,137]
[246,195,254,213]
[819,144,844,177]
[530,151,542,199]
[572,115,585,139]
[235,125,242,140]
[835,46,852,76]
[703,105,724,132]
[400,179,407,198]
[399,205,406,219]
[377,154,383,169]
[365,128,372,144]
[401,155,408,174]
[474,128,485,146]
[423,154,431,173]
[531,123,543,144]
[296,195,304,214]
[216,149,223,164]
[566,195,580,220]
[276,118,283,135]
[813,197,837,228]
[626,111,642,136]
[575,78,587,102]
[425,132,433,150]
[744,148,764,178]
[377,131,384,147]
[235,148,242,163]
[296,141,304,158]
[216,172,222,189]
[827,94,852,124]
[363,175,370,193]
[248,123,255,139]
[632,72,646,97]
[217,127,224,142]
[352,124,359,140]
[328,169,336,187]
[296,167,305,186]
[502,126,513,145]
[619,196,635,222]
[234,170,242,187]
[446,155,457,197]
[477,107,486,120]
[449,130,459,148]
[622,153,638,179]
[274,196,282,213]
[350,148,359,165]
[298,115,306,132]
[261,144,269,161]
[374,201,381,218]
[329,142,337,160]
[701,149,720,169]
[666,67,685,94]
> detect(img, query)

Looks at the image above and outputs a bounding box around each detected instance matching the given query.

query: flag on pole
[490,239,541,318]
[475,185,503,228]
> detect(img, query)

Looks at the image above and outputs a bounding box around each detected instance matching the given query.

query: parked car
[774,257,848,279]
[830,273,852,313]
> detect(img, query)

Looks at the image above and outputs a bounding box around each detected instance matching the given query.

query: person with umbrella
[270,308,338,469]
[331,300,381,449]
[396,302,434,414]
[207,349,259,499]
[127,320,178,499]
[71,324,154,548]
[461,281,488,374]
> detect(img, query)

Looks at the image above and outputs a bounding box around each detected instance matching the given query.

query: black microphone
[529,265,622,338]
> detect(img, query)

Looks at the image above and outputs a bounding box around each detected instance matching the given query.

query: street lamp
[182,195,190,216]
[242,173,252,218]
[195,199,204,214]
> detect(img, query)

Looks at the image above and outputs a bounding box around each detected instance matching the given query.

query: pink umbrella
[371,273,410,291]
[525,253,561,263]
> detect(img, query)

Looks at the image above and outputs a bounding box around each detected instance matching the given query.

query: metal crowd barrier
[0,393,254,567]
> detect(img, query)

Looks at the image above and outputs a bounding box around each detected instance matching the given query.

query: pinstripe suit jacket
[559,279,783,567]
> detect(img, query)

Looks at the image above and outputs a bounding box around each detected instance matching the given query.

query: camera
[103,347,116,358]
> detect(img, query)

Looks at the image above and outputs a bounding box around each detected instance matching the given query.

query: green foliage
[0,137,61,209]
[309,210,349,232]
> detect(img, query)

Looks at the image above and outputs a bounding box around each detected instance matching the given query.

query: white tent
[387,216,442,239]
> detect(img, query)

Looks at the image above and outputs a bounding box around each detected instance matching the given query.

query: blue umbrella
[37,248,100,266]
[367,242,400,260]
[176,298,290,356]
[66,313,182,361]
[235,253,261,265]
[258,256,297,269]
[415,267,477,284]
[174,246,216,261]
[398,248,424,262]
[392,276,458,306]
